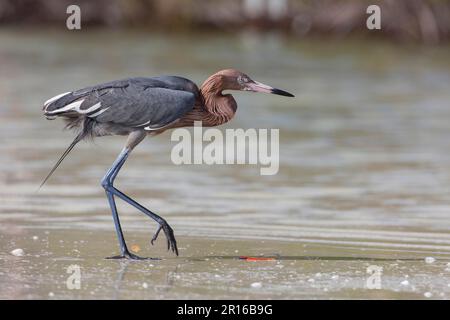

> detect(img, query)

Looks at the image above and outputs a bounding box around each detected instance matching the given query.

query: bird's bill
[246,81,295,97]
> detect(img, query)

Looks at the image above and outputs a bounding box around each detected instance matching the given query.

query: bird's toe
[106,252,159,260]
[150,224,163,245]
[150,221,179,256]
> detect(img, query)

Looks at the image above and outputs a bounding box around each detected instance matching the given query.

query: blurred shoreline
[1,0,449,44]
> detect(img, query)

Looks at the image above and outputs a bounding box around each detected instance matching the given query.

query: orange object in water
[131,244,141,253]
[239,256,276,261]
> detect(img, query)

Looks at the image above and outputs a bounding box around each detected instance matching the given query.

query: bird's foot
[151,221,178,256]
[106,251,158,260]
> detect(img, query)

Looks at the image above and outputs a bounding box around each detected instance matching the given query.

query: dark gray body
[43,76,200,136]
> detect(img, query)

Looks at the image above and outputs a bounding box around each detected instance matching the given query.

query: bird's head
[206,69,294,97]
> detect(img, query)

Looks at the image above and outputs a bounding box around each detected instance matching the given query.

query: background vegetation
[1,0,449,44]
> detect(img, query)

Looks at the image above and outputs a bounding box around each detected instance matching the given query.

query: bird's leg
[107,187,178,256]
[102,131,178,258]
[102,147,145,260]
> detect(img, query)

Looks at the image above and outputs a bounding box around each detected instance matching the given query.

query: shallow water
[1,29,450,299]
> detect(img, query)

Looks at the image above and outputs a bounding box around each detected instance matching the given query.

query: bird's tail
[38,131,84,190]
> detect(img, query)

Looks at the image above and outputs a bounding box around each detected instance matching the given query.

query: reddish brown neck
[171,74,237,129]
[198,74,237,126]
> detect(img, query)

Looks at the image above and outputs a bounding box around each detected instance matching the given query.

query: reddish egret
[41,69,294,259]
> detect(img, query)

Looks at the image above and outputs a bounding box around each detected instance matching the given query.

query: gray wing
[91,86,195,129]
[43,77,198,129]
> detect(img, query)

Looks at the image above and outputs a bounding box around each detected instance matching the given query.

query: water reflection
[111,260,181,299]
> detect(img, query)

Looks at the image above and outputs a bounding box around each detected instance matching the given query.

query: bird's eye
[238,76,249,84]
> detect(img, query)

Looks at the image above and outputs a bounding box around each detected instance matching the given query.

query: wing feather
[43,77,198,129]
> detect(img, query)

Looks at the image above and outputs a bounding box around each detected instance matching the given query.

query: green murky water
[1,29,450,299]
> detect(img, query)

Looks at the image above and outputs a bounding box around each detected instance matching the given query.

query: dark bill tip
[271,88,295,97]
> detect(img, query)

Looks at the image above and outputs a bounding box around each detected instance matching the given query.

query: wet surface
[2,230,450,299]
[1,29,450,299]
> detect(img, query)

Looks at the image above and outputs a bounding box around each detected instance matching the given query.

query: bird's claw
[106,251,157,260]
[151,225,162,245]
[150,221,178,256]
